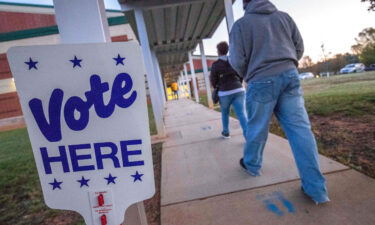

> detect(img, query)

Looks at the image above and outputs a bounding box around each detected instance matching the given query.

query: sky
[2,0,375,62]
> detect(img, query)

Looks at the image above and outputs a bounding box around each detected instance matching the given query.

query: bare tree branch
[362,0,375,11]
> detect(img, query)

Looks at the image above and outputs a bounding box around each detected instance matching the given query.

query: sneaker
[221,132,230,139]
[239,158,259,177]
[301,187,330,205]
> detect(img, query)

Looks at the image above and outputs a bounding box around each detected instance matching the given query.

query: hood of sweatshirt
[245,0,277,15]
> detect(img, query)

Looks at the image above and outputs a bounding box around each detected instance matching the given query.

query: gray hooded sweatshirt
[229,0,304,82]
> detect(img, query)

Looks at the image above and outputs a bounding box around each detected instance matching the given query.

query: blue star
[131,171,144,182]
[113,54,125,65]
[104,173,117,185]
[49,178,62,190]
[77,176,90,188]
[70,55,82,68]
[25,57,38,70]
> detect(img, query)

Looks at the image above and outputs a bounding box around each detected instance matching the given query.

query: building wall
[0,92,22,119]
[0,11,56,33]
[0,54,11,80]
[185,57,217,73]
[184,57,218,91]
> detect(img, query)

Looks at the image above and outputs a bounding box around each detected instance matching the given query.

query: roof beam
[157,48,194,56]
[151,8,166,45]
[166,6,177,43]
[160,60,188,67]
[120,0,216,11]
[152,39,197,49]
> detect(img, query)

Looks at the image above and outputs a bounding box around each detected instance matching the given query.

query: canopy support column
[178,77,182,99]
[182,68,191,99]
[151,50,166,107]
[224,0,235,33]
[188,52,199,103]
[163,78,168,101]
[199,41,214,108]
[134,8,166,138]
[53,0,111,43]
[162,78,168,102]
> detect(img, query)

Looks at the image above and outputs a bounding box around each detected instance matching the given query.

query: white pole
[134,8,166,138]
[182,68,191,99]
[177,77,181,98]
[163,78,169,101]
[177,77,181,99]
[179,76,186,98]
[53,0,111,43]
[151,50,166,107]
[188,52,199,103]
[199,41,214,108]
[224,0,235,33]
[53,1,149,224]
[183,75,188,98]
[124,202,148,225]
[161,77,167,103]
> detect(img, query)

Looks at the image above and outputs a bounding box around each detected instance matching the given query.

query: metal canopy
[119,0,232,82]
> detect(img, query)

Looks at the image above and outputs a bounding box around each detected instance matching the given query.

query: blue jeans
[219,91,248,137]
[243,69,329,203]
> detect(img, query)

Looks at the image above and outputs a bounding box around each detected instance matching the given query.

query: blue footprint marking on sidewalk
[201,125,212,131]
[259,191,296,216]
[277,193,296,213]
[263,199,284,216]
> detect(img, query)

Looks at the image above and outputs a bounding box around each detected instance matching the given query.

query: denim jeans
[219,91,248,137]
[243,68,329,203]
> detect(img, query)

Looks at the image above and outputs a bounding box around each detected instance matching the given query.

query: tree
[360,45,375,65]
[300,56,313,68]
[299,53,359,75]
[355,27,375,46]
[351,44,362,55]
[352,27,375,65]
[362,0,375,11]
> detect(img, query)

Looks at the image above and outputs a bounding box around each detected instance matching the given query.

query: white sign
[7,42,155,225]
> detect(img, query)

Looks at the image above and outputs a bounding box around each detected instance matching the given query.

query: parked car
[340,63,365,74]
[298,72,315,80]
[365,64,375,72]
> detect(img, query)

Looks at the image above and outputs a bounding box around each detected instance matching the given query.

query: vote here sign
[7,42,155,225]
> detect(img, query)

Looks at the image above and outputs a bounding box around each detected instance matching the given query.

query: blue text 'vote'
[29,73,137,142]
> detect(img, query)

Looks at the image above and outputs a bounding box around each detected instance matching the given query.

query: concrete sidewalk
[160,99,375,225]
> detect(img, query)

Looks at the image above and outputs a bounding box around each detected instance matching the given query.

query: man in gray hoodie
[229,0,329,204]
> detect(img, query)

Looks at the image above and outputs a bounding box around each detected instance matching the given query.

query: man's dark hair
[217,41,229,55]
[243,0,251,3]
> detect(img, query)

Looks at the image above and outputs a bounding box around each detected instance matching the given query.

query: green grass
[0,128,65,225]
[0,103,158,224]
[271,72,375,137]
[198,92,210,108]
[302,72,375,116]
